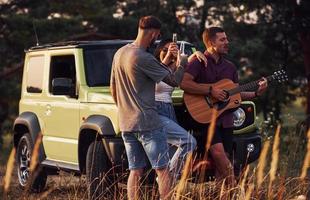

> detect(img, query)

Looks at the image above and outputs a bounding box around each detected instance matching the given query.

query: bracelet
[208,86,213,96]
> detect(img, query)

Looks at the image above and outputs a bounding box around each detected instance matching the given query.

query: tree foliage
[0,0,309,133]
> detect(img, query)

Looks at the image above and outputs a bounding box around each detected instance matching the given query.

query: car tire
[16,133,47,192]
[86,139,114,200]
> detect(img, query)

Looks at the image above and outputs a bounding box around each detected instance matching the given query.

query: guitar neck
[228,75,274,95]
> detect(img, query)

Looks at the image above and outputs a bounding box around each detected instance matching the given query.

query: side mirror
[52,78,74,96]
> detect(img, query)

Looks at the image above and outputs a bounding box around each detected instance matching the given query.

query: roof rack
[27,40,133,51]
[29,41,98,50]
[26,40,194,52]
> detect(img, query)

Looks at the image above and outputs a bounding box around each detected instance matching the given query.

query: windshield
[83,42,195,87]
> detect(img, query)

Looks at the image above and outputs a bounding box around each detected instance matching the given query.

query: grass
[1,101,309,199]
[0,129,309,199]
[0,133,13,165]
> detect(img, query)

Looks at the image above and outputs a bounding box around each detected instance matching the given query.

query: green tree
[1,0,309,137]
[190,0,309,120]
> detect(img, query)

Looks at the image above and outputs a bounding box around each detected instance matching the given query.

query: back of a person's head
[139,16,161,30]
[202,27,225,47]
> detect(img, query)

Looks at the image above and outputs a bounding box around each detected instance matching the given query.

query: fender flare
[78,115,116,173]
[13,111,46,162]
[79,115,116,136]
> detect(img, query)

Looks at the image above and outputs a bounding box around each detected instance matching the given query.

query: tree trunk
[199,0,208,35]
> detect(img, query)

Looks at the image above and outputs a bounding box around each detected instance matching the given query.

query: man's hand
[211,87,227,101]
[256,77,268,96]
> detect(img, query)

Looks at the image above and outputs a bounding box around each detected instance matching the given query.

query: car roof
[26,40,194,52]
[26,40,134,52]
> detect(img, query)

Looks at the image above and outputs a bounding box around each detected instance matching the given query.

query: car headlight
[233,107,246,127]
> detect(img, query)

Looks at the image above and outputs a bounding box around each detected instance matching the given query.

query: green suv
[13,40,261,198]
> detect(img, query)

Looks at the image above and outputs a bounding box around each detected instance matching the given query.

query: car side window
[26,55,45,93]
[49,55,77,98]
[84,46,121,87]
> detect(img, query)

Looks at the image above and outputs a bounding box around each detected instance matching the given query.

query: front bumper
[233,128,262,168]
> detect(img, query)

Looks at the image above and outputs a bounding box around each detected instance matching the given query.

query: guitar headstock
[270,69,288,84]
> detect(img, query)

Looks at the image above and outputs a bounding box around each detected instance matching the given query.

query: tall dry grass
[268,124,281,198]
[198,109,217,186]
[257,140,270,189]
[175,152,193,200]
[3,148,16,194]
[29,133,42,172]
[2,127,310,200]
[300,129,310,180]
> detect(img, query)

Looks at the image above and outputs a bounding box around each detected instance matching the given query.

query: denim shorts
[122,127,170,170]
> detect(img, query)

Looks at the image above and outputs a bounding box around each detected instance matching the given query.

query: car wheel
[86,139,115,200]
[16,133,47,192]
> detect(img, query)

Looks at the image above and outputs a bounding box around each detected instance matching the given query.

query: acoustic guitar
[183,70,288,124]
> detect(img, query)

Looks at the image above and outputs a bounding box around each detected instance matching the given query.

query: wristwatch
[208,86,213,96]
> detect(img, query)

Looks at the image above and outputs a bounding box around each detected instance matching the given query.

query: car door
[42,51,80,164]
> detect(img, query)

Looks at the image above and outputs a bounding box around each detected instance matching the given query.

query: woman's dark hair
[154,38,172,60]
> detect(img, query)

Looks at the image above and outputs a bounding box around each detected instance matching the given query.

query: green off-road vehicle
[13,40,262,199]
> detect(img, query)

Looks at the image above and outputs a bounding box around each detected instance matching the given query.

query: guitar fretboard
[227,75,275,95]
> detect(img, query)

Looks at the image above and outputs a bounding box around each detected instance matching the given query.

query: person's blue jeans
[159,115,197,178]
[155,101,177,122]
[122,127,170,170]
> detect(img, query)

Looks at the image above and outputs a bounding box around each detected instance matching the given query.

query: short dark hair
[154,38,172,60]
[202,27,225,47]
[139,16,161,30]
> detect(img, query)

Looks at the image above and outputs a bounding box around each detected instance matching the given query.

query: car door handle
[45,104,52,116]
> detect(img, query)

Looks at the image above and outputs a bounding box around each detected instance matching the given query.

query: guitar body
[183,79,242,124]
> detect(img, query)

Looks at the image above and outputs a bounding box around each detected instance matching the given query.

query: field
[0,100,309,200]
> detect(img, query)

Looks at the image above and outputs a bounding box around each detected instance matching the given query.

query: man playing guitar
[180,27,268,185]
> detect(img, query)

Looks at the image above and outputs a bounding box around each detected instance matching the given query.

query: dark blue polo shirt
[185,52,238,128]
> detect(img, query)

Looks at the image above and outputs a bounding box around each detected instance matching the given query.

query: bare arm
[110,63,117,104]
[180,72,227,101]
[188,51,207,67]
[241,91,256,100]
[162,54,188,87]
[162,65,184,87]
[241,77,268,100]
[180,73,210,95]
